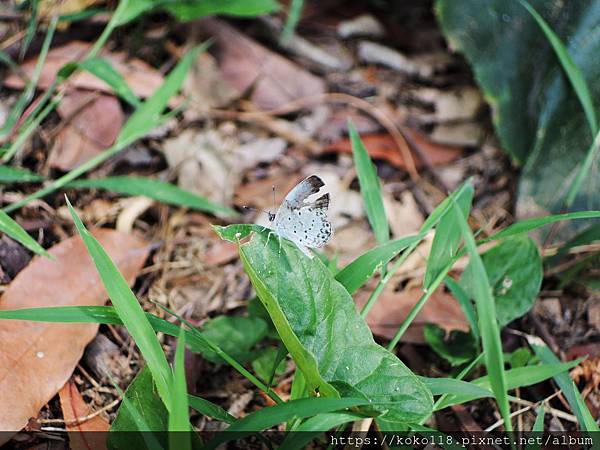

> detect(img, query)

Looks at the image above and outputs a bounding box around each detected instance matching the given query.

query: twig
[39,397,121,426]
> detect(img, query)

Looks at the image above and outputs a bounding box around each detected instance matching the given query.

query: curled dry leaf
[58,380,109,450]
[0,229,149,442]
[49,91,124,171]
[356,286,469,344]
[199,18,326,110]
[322,130,463,170]
[4,41,163,99]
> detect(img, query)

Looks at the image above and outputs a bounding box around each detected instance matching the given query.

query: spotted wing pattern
[272,175,333,256]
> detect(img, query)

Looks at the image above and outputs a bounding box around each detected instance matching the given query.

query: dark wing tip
[304,175,325,190]
[313,193,329,208]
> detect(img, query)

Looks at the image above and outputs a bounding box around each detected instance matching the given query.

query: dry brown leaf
[356,286,469,344]
[49,91,123,170]
[0,229,149,441]
[58,380,109,450]
[4,41,163,99]
[323,129,463,170]
[199,18,326,110]
[39,0,100,21]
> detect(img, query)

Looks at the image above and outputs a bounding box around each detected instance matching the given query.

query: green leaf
[169,327,191,450]
[423,324,478,366]
[434,359,582,410]
[188,395,234,424]
[462,236,542,326]
[66,197,173,410]
[348,121,389,244]
[445,277,478,341]
[215,224,433,424]
[117,43,207,145]
[424,184,473,289]
[0,166,43,184]
[78,58,141,107]
[436,1,600,236]
[529,340,599,432]
[252,347,287,385]
[108,367,168,450]
[279,412,363,450]
[420,376,492,399]
[200,315,268,364]
[451,200,511,432]
[0,209,50,257]
[68,176,238,218]
[163,0,280,21]
[206,397,369,449]
[335,235,420,294]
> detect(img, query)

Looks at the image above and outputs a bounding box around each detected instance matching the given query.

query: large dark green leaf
[436,1,600,235]
[215,225,433,424]
[462,235,543,326]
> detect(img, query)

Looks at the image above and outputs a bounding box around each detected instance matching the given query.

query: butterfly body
[268,175,333,258]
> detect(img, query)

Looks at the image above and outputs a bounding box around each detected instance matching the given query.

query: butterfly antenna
[272,185,276,211]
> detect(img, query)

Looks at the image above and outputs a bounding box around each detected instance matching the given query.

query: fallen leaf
[383,190,424,238]
[199,18,326,110]
[58,380,109,450]
[0,229,149,441]
[49,91,124,170]
[322,130,463,170]
[39,0,100,21]
[356,286,469,344]
[4,41,163,99]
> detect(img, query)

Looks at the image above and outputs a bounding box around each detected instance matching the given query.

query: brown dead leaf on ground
[58,380,109,450]
[356,286,469,344]
[199,18,326,110]
[322,130,463,170]
[49,91,123,170]
[4,41,163,99]
[0,229,149,442]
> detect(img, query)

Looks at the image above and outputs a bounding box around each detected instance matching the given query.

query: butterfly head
[267,211,276,222]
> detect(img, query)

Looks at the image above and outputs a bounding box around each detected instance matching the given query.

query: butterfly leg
[264,230,274,250]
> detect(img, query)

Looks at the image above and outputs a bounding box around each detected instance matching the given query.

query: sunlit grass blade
[479,210,600,243]
[335,234,420,294]
[206,398,370,449]
[420,377,492,399]
[0,209,50,257]
[78,57,141,107]
[3,44,205,213]
[452,199,511,433]
[528,338,599,432]
[66,196,172,410]
[68,176,238,218]
[0,14,58,141]
[348,120,389,245]
[169,326,191,450]
[0,166,43,183]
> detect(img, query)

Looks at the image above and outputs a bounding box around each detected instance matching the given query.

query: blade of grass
[348,120,389,245]
[519,0,599,208]
[528,337,599,432]
[169,326,192,450]
[0,209,50,257]
[0,14,58,141]
[3,45,204,213]
[280,0,304,43]
[430,353,484,414]
[518,0,597,135]
[279,412,365,450]
[2,93,63,162]
[188,395,235,424]
[525,406,544,450]
[68,176,238,218]
[452,199,512,433]
[19,0,39,60]
[445,277,479,341]
[205,397,370,450]
[66,196,172,411]
[0,166,44,183]
[78,57,141,108]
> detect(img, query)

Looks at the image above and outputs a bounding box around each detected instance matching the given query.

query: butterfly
[266,175,333,258]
